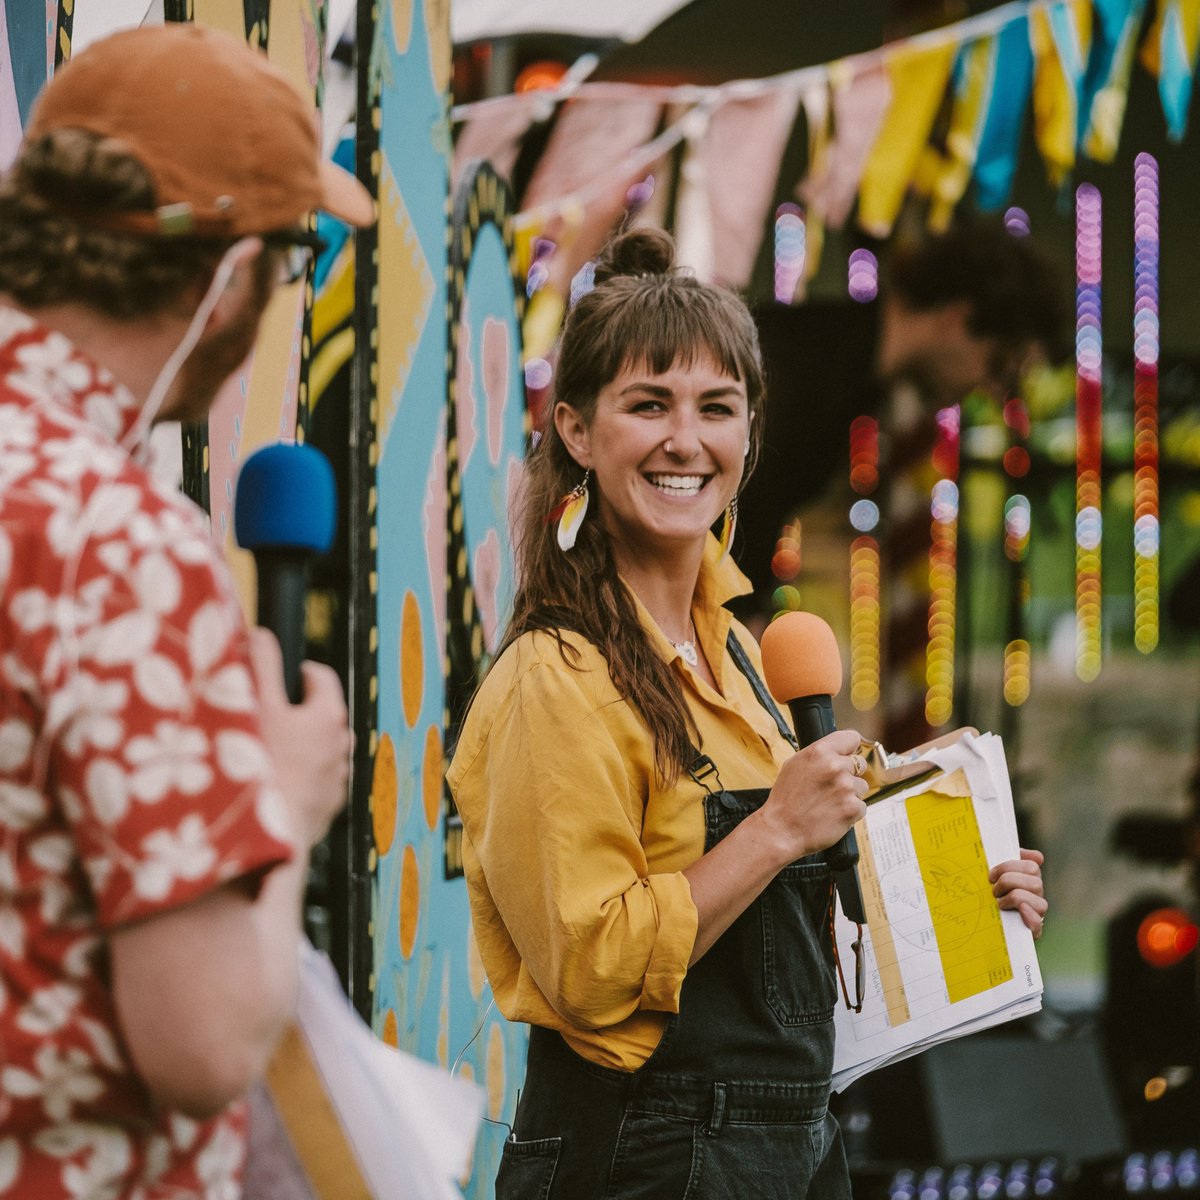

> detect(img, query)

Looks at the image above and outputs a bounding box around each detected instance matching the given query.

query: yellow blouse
[448,540,795,1071]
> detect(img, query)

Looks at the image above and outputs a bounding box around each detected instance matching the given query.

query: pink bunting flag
[452,92,544,188]
[801,62,893,231]
[701,87,802,288]
[521,95,663,211]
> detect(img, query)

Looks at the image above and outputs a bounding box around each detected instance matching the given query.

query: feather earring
[548,469,591,551]
[717,495,738,560]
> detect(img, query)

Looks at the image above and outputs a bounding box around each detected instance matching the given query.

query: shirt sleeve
[47,487,294,930]
[450,646,698,1030]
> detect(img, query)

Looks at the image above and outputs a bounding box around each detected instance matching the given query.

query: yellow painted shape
[399,843,420,959]
[400,591,424,728]
[371,732,398,855]
[191,0,246,38]
[425,0,452,94]
[377,161,435,449]
[391,0,413,52]
[857,820,910,1027]
[381,1007,399,1047]
[906,789,1013,1004]
[422,724,443,830]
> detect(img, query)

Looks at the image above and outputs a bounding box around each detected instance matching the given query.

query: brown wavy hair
[0,129,231,319]
[500,225,766,783]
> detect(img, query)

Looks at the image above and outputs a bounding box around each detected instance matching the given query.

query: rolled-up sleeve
[450,648,698,1031]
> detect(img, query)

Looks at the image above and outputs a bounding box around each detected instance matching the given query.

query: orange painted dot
[422,725,443,831]
[400,591,424,729]
[382,1008,399,1047]
[371,733,398,856]
[399,843,420,959]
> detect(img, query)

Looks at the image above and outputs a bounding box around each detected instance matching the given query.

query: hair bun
[592,225,676,285]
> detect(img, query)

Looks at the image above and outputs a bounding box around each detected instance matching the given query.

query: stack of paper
[832,731,1043,1092]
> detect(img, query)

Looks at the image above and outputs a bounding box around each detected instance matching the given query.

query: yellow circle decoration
[371,732,399,856]
[400,590,424,728]
[399,843,420,959]
[422,724,443,830]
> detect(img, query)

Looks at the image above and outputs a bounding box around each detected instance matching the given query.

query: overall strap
[687,628,801,792]
[726,630,799,751]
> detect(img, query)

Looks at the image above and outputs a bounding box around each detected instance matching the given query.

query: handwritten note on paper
[907,789,1012,1003]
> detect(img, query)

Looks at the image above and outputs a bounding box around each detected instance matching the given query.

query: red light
[514,60,568,93]
[1003,447,1030,477]
[1136,907,1200,968]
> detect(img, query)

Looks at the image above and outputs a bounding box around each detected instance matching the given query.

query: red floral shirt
[0,308,295,1198]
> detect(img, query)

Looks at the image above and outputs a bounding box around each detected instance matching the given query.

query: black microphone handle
[253,549,310,705]
[784,694,859,873]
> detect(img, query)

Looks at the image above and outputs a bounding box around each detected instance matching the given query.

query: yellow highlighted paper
[906,789,1013,1004]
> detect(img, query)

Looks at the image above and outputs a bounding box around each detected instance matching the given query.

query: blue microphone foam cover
[233,442,337,554]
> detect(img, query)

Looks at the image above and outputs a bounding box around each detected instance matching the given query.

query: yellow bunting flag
[917,37,996,232]
[857,40,957,238]
[1030,0,1094,185]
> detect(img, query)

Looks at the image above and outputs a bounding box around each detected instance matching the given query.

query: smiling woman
[446,224,1042,1200]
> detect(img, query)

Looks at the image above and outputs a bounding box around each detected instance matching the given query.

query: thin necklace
[669,619,699,668]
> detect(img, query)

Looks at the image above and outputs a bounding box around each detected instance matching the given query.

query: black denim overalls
[494,634,851,1200]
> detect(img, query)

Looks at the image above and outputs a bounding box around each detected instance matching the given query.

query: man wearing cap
[0,24,373,1198]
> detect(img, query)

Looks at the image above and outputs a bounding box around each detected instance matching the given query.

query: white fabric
[452,0,694,45]
[70,0,163,55]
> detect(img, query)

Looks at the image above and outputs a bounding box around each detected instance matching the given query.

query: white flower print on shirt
[0,783,47,830]
[194,1121,242,1200]
[0,719,32,771]
[16,983,81,1037]
[41,434,125,486]
[0,1136,20,1192]
[83,760,129,827]
[0,400,39,447]
[84,610,160,670]
[9,336,93,403]
[133,552,182,618]
[200,664,256,713]
[0,906,25,959]
[133,655,189,712]
[3,1044,104,1121]
[52,675,128,760]
[126,722,212,802]
[188,604,235,675]
[55,1124,133,1200]
[133,815,217,901]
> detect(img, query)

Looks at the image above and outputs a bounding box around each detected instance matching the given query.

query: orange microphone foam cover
[760,611,843,702]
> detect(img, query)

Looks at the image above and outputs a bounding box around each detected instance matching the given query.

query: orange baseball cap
[25,23,375,237]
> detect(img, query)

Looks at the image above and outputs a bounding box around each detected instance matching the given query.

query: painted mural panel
[369,8,526,1194]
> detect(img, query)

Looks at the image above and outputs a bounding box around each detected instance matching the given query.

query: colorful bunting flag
[1029,0,1094,186]
[800,60,892,231]
[857,39,957,237]
[1141,0,1200,140]
[1080,0,1149,161]
[917,37,997,231]
[973,17,1035,211]
[702,88,802,287]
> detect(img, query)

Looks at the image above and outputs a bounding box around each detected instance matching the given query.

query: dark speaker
[919,1033,1127,1165]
